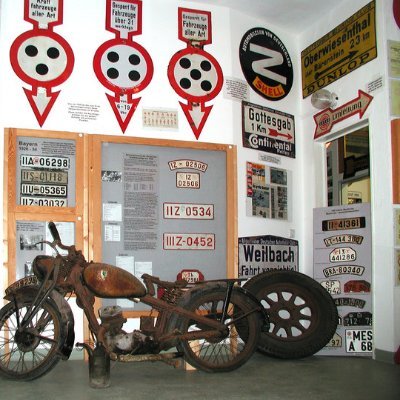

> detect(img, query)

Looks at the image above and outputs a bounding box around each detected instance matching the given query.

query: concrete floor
[1,353,399,400]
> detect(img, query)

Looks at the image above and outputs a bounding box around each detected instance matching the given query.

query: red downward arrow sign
[24,87,60,127]
[180,102,213,140]
[314,90,373,140]
[107,94,140,133]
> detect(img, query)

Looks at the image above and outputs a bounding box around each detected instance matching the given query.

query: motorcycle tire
[175,282,262,372]
[243,270,338,359]
[0,297,63,380]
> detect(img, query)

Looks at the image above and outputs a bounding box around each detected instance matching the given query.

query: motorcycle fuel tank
[83,263,146,298]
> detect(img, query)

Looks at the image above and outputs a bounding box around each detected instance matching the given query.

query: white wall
[228,10,302,244]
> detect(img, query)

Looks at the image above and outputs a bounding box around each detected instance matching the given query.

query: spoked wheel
[176,282,261,372]
[0,299,62,380]
[243,271,338,359]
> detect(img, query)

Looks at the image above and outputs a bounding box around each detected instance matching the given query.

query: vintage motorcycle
[0,222,268,384]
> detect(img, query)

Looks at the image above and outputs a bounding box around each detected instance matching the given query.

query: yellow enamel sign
[301,1,377,98]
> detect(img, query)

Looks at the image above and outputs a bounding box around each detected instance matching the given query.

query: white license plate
[320,280,341,294]
[163,233,215,250]
[163,203,214,219]
[20,196,67,207]
[20,155,70,169]
[329,247,356,262]
[345,329,373,353]
[176,172,200,189]
[21,184,67,197]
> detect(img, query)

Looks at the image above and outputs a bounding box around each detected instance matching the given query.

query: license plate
[21,169,68,184]
[20,184,67,197]
[329,247,356,262]
[320,280,341,294]
[345,329,373,353]
[323,265,365,277]
[163,233,215,250]
[163,203,214,219]
[20,196,67,207]
[20,155,70,169]
[322,217,366,231]
[326,332,342,348]
[5,276,39,296]
[176,172,200,189]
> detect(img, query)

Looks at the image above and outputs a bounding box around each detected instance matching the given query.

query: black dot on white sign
[173,53,218,97]
[17,36,68,81]
[100,44,148,88]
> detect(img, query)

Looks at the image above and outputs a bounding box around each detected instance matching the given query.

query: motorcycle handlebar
[47,222,76,253]
[48,221,61,242]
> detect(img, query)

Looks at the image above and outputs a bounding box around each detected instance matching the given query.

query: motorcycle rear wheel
[176,283,261,372]
[0,298,62,380]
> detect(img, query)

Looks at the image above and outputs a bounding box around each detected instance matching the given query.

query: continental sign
[301,0,376,98]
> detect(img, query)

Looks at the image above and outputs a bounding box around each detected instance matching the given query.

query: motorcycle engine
[99,305,149,354]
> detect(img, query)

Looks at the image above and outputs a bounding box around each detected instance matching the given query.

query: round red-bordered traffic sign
[10,29,74,88]
[93,38,153,94]
[168,47,223,103]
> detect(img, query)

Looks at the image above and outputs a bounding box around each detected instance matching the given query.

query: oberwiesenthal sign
[301,1,376,98]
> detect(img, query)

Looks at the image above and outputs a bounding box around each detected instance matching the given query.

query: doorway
[326,126,370,206]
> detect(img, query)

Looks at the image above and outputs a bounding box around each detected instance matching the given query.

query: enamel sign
[313,90,372,139]
[301,1,376,98]
[168,8,223,139]
[93,0,153,133]
[242,101,295,158]
[239,28,293,101]
[10,0,74,126]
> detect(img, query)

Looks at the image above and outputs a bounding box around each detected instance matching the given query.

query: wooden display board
[3,128,86,286]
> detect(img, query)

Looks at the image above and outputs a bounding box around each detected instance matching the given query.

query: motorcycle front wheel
[0,298,62,380]
[176,282,261,372]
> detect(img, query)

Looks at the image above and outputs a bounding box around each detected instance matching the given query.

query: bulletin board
[3,128,85,286]
[88,135,237,313]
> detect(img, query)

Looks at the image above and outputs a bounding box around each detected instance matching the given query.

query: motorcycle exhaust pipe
[76,342,111,389]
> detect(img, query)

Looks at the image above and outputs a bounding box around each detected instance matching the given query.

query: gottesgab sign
[313,90,373,140]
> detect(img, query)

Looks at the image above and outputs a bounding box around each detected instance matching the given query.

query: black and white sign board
[238,235,298,279]
[242,101,295,158]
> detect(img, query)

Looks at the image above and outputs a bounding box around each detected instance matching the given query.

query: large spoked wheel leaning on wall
[175,282,262,372]
[0,298,63,380]
[243,270,338,359]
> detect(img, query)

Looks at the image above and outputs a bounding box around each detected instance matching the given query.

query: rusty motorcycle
[0,222,268,384]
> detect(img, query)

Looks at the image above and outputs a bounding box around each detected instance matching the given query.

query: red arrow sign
[180,102,212,139]
[314,90,373,139]
[269,128,293,140]
[24,87,60,127]
[106,93,140,133]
